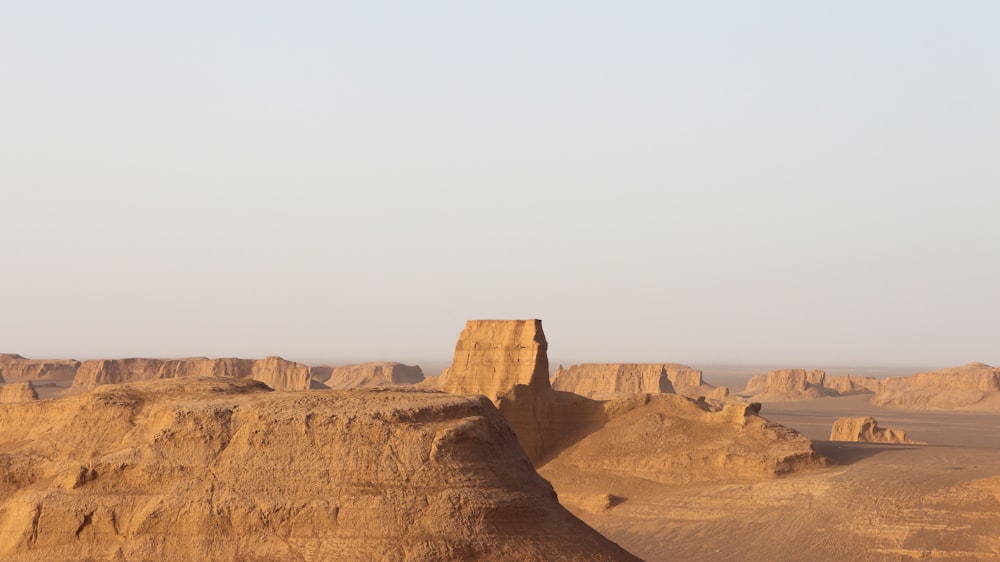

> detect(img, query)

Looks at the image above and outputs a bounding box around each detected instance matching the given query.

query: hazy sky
[2,2,998,368]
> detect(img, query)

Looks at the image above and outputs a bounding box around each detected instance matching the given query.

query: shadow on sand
[812,440,920,465]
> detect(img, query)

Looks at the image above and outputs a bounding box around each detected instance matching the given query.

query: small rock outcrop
[551,364,675,398]
[873,363,1000,411]
[0,382,39,403]
[743,369,835,401]
[437,319,550,402]
[71,356,312,392]
[323,362,425,389]
[0,354,79,382]
[830,416,919,444]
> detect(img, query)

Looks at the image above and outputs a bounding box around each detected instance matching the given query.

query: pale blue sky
[2,2,998,368]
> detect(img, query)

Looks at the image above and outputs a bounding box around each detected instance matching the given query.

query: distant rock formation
[552,362,729,400]
[72,358,166,390]
[71,356,312,392]
[825,374,880,395]
[322,361,425,389]
[873,363,1000,411]
[437,319,550,402]
[250,356,312,391]
[830,416,920,444]
[0,377,637,561]
[0,382,38,403]
[742,369,836,401]
[551,364,675,399]
[0,354,80,382]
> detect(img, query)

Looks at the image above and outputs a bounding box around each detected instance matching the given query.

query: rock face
[825,374,880,396]
[551,364,675,399]
[0,354,79,382]
[873,363,1000,411]
[743,369,835,401]
[830,416,919,444]
[323,362,425,389]
[437,320,550,402]
[0,382,38,403]
[71,356,313,392]
[0,377,637,561]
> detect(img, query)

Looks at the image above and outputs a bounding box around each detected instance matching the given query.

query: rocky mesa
[322,362,425,389]
[0,354,79,382]
[551,363,675,398]
[71,356,312,392]
[0,377,637,561]
[873,362,1000,411]
[742,369,836,401]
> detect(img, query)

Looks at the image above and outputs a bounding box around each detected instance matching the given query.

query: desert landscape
[2,320,998,561]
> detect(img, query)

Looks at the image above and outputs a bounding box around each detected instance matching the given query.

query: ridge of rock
[872,363,1000,411]
[71,356,312,392]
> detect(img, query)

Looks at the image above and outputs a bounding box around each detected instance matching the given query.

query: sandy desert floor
[544,393,1000,561]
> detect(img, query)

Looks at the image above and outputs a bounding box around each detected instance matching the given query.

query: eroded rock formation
[0,382,38,403]
[830,416,919,444]
[743,369,836,401]
[323,362,425,389]
[551,364,675,398]
[71,356,312,392]
[437,319,550,401]
[873,363,1000,411]
[0,377,637,561]
[552,362,729,400]
[825,374,880,396]
[0,354,79,382]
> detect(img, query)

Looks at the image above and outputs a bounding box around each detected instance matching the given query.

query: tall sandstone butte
[438,319,550,401]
